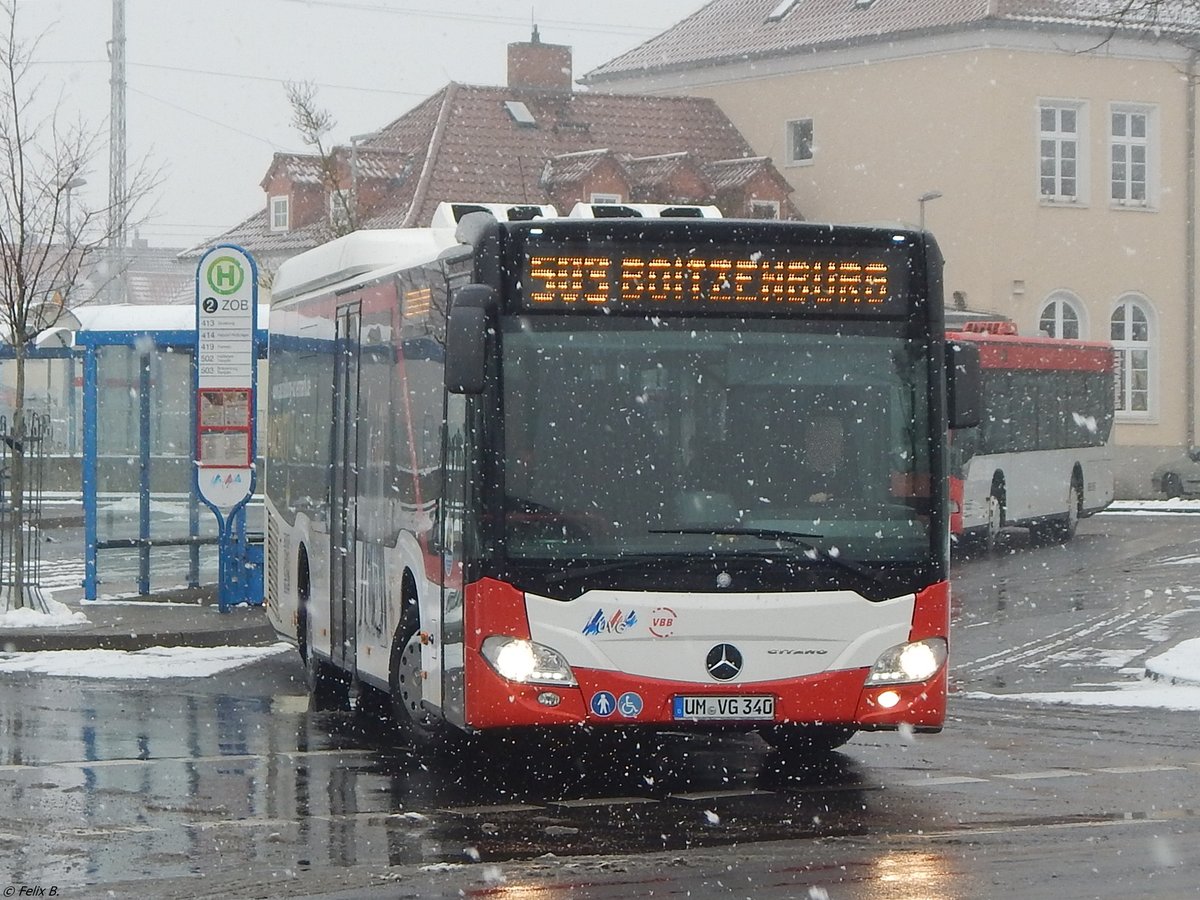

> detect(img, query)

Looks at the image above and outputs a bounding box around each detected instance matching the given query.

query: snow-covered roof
[69,304,270,333]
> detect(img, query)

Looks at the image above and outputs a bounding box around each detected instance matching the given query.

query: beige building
[586,0,1200,497]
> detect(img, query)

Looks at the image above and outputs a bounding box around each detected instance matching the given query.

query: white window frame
[749,199,781,219]
[1110,294,1156,421]
[1110,103,1155,209]
[786,118,814,166]
[1038,100,1088,205]
[269,195,290,232]
[1037,291,1086,340]
[328,190,351,230]
[590,192,622,203]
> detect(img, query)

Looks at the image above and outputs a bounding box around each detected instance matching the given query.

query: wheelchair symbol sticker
[617,691,643,718]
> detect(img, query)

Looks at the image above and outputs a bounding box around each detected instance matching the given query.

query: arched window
[1038,293,1084,339]
[1110,296,1153,415]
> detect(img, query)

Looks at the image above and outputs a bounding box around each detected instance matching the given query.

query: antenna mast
[108,0,127,301]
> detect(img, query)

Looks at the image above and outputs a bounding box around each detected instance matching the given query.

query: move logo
[210,472,245,486]
[582,608,637,636]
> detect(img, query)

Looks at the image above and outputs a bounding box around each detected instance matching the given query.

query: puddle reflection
[0,672,883,887]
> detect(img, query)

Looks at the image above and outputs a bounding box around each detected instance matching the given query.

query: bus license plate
[672,695,775,721]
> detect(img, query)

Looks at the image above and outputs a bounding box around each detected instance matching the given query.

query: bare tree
[0,1,155,611]
[285,80,360,238]
[1083,0,1200,45]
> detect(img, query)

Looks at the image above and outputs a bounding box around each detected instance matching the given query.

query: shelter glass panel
[94,344,218,594]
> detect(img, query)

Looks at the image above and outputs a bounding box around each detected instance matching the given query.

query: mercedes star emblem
[705,643,743,681]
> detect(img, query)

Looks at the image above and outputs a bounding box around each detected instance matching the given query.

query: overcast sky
[18,0,708,249]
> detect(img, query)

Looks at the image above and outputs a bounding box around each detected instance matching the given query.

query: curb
[0,620,279,653]
[1,586,277,653]
[1142,637,1200,688]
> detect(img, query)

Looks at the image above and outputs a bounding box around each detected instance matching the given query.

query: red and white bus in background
[946,320,1114,549]
[265,202,978,755]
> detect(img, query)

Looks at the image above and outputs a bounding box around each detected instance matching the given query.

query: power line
[35,59,427,97]
[129,61,427,96]
[127,86,285,149]
[268,0,666,37]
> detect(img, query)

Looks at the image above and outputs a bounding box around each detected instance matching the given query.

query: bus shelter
[2,305,269,602]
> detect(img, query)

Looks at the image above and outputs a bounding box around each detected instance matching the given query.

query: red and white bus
[265,202,977,754]
[947,321,1114,549]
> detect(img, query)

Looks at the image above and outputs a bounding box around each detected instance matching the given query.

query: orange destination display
[520,245,911,314]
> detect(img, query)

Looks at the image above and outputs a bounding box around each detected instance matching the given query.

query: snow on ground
[0,596,88,628]
[0,643,292,679]
[966,639,1200,711]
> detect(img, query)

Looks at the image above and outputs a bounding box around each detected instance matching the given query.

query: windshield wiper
[648,527,886,588]
[541,556,683,583]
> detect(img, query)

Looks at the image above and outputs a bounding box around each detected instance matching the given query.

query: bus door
[330,302,362,673]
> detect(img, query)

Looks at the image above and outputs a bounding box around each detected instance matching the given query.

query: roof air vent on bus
[431,202,558,229]
[961,321,1018,335]
[567,202,722,219]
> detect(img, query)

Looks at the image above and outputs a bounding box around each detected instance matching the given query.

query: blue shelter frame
[0,317,267,601]
[75,323,269,601]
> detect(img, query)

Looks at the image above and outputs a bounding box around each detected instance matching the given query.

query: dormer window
[270,196,290,232]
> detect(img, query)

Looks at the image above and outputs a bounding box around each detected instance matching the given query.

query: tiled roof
[361,82,759,227]
[203,77,782,255]
[540,148,614,186]
[704,156,774,191]
[352,148,412,181]
[263,152,326,187]
[622,152,694,189]
[124,247,194,305]
[260,148,411,189]
[585,0,1200,81]
[181,208,330,260]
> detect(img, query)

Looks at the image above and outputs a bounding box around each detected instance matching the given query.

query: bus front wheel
[389,624,457,752]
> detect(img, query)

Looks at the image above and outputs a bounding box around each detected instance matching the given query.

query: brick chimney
[507,25,572,92]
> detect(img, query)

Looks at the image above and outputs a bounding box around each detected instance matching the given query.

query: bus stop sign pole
[194,245,259,613]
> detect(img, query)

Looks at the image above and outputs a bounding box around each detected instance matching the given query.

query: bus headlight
[865,638,947,685]
[481,636,577,687]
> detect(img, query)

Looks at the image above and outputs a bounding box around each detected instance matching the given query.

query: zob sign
[198,249,255,389]
[196,245,257,510]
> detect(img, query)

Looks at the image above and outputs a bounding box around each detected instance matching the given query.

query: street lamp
[348,132,378,225]
[918,190,942,230]
[61,177,87,245]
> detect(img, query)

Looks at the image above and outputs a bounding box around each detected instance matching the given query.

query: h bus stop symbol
[206,256,245,295]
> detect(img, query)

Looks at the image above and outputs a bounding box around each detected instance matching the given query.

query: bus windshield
[499,316,935,572]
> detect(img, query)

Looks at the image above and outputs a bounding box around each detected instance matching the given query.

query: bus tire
[296,548,350,711]
[299,613,350,712]
[1032,478,1082,545]
[1054,478,1083,542]
[1163,472,1183,499]
[389,577,458,752]
[759,724,855,754]
[983,490,1004,553]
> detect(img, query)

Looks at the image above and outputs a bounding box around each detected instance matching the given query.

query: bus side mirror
[446,285,497,394]
[946,340,981,430]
